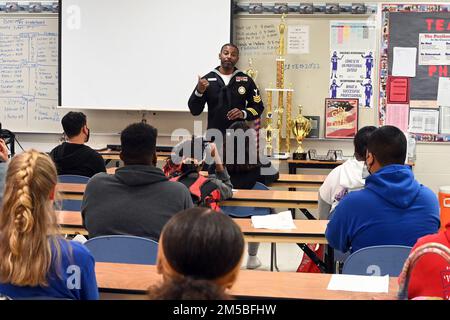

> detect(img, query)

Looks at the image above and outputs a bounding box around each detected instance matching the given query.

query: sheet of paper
[437,77,450,107]
[327,274,389,293]
[440,106,450,134]
[408,108,439,134]
[387,76,409,104]
[386,104,409,133]
[251,211,296,230]
[392,47,417,77]
[288,25,309,54]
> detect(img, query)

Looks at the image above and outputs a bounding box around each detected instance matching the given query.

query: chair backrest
[342,245,412,276]
[84,235,158,265]
[221,182,272,217]
[58,175,90,184]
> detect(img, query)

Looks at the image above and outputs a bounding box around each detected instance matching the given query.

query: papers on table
[251,211,297,230]
[392,47,417,77]
[327,274,390,293]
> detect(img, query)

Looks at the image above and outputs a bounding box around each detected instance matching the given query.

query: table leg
[297,243,328,273]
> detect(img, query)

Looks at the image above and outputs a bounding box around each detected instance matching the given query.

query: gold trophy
[245,58,258,80]
[290,105,311,160]
[264,85,274,156]
[285,84,293,153]
[275,13,286,154]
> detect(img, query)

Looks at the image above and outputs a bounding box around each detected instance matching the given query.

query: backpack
[170,171,221,211]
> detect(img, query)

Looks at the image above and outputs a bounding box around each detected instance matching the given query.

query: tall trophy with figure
[264,13,295,158]
[290,105,311,160]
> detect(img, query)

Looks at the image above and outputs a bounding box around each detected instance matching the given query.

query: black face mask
[85,128,90,143]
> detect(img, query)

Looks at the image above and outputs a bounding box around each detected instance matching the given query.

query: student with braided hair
[0,150,98,300]
[0,139,8,205]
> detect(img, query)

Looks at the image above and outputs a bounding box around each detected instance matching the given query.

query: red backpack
[170,171,221,211]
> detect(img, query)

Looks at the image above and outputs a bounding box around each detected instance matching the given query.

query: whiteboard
[0,15,62,133]
[60,0,232,111]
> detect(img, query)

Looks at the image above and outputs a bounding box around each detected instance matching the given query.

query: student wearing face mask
[325,126,439,254]
[318,126,377,220]
[49,112,106,178]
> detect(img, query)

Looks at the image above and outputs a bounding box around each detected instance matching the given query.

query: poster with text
[418,33,450,66]
[330,20,377,51]
[329,50,375,108]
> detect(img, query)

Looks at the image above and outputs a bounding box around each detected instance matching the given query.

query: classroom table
[56,210,332,273]
[107,168,327,189]
[56,211,327,244]
[56,183,319,209]
[288,159,415,174]
[95,262,399,300]
[99,149,171,165]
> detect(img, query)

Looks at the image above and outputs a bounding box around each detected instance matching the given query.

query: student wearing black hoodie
[81,123,193,241]
[49,112,105,178]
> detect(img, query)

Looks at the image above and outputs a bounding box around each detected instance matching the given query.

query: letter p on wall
[429,65,448,77]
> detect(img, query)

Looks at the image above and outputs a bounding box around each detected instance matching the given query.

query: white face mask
[362,162,370,179]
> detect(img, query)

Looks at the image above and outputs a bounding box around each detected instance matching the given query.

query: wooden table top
[56,211,327,244]
[95,262,399,300]
[230,189,317,203]
[56,183,318,204]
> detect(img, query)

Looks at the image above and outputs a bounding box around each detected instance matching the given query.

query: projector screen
[60,0,231,111]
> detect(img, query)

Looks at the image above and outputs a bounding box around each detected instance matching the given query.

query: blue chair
[60,199,83,211]
[221,182,278,271]
[58,175,90,184]
[221,182,273,217]
[84,235,158,265]
[342,245,412,276]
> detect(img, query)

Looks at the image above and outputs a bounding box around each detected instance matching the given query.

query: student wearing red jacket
[407,222,450,300]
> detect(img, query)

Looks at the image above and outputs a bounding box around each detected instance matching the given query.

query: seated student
[225,121,279,189]
[82,123,194,241]
[148,207,244,300]
[0,150,98,300]
[318,126,376,219]
[224,121,279,269]
[402,222,450,300]
[165,137,233,206]
[0,139,8,205]
[325,125,440,254]
[50,111,106,178]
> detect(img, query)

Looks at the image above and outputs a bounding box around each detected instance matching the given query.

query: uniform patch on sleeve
[247,108,258,116]
[238,86,246,95]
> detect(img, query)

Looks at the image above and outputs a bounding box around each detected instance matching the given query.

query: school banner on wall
[329,21,377,108]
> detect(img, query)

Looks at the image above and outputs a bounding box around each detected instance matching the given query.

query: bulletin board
[232,2,379,140]
[379,3,450,142]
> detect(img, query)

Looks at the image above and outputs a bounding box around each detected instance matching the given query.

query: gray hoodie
[81,165,193,241]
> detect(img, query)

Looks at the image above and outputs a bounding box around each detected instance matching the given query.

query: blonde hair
[0,150,63,286]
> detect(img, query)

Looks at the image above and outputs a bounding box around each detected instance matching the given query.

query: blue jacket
[325,164,440,253]
[0,239,98,300]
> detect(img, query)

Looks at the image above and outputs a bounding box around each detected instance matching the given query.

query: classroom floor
[241,243,304,272]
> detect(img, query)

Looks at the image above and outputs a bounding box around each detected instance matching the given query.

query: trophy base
[292,152,307,160]
[269,152,290,160]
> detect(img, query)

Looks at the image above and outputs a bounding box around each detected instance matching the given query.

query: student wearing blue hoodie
[325,126,440,254]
